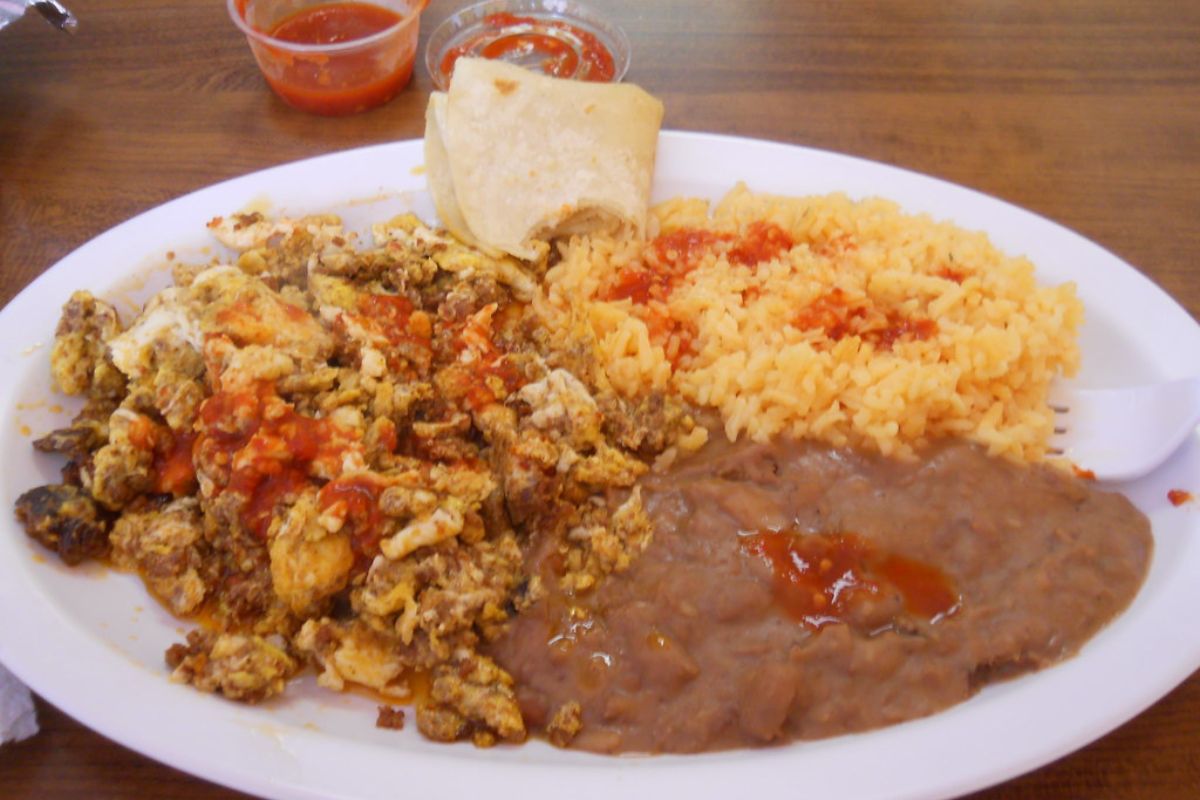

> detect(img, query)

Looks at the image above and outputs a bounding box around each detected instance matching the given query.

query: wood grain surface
[1,1,1198,797]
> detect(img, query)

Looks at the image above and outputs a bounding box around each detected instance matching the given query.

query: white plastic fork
[1048,376,1200,482]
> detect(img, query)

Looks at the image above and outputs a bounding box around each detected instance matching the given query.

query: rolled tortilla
[424,58,664,262]
[424,92,483,252]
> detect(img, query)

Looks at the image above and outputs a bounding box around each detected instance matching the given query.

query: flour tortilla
[424,58,664,261]
[424,92,482,252]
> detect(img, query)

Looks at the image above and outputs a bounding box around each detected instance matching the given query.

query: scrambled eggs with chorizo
[16,211,698,746]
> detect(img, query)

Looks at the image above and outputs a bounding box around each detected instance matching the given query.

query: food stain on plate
[105,258,181,315]
[233,718,305,763]
[340,190,411,209]
[238,195,275,218]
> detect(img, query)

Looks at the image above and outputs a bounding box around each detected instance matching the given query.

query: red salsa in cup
[234,0,423,115]
[438,12,616,86]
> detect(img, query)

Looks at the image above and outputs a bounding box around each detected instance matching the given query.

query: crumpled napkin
[0,660,38,745]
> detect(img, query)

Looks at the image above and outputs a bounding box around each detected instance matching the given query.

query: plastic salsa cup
[228,0,429,116]
[425,0,631,91]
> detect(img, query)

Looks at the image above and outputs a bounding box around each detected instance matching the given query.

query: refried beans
[489,437,1153,753]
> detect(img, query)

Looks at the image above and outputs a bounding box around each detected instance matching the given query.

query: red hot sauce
[438,12,616,85]
[740,529,960,631]
[256,2,415,115]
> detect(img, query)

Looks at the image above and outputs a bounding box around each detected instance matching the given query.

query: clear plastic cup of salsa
[425,0,631,91]
[229,0,429,115]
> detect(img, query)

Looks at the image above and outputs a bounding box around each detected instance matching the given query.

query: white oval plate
[1,133,1198,800]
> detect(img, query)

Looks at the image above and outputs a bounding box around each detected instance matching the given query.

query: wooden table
[1,0,1197,797]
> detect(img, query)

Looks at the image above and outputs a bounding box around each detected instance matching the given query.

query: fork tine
[1048,397,1069,455]
[1045,376,1200,482]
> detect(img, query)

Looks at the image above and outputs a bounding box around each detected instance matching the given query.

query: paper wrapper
[0,661,38,745]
